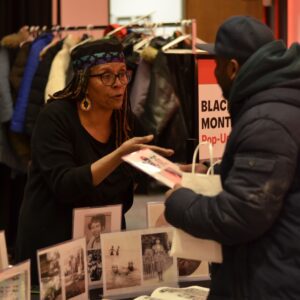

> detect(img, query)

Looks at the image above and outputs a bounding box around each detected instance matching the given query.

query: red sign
[198,59,231,160]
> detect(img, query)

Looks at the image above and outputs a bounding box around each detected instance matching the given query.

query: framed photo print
[147,202,210,282]
[73,205,122,288]
[37,237,88,300]
[0,231,8,270]
[101,227,178,299]
[0,260,30,300]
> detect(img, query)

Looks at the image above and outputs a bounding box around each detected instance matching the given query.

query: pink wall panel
[60,0,108,26]
[52,0,109,37]
[288,0,300,45]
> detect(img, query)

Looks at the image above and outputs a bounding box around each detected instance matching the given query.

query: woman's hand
[117,134,174,158]
[178,162,208,174]
[91,135,173,186]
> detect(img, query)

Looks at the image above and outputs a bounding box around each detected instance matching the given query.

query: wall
[287,0,300,45]
[110,0,183,36]
[52,0,109,37]
[185,0,263,43]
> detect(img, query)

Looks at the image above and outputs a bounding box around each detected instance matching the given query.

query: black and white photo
[39,251,62,300]
[38,237,88,300]
[141,233,174,284]
[63,247,86,299]
[0,260,30,300]
[101,228,178,298]
[73,205,122,287]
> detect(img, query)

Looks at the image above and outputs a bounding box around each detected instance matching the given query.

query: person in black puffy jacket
[165,15,300,300]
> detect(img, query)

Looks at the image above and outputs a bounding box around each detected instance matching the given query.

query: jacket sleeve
[165,118,298,245]
[31,105,95,203]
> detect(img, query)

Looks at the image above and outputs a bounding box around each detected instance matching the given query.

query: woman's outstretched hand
[117,134,174,157]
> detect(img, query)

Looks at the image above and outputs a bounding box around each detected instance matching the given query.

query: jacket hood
[229,40,300,119]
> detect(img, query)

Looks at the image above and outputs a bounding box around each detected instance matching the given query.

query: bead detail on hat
[72,51,125,70]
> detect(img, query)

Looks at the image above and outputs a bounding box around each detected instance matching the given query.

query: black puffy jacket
[165,40,300,299]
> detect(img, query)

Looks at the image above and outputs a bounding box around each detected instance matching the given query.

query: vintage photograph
[102,228,178,298]
[63,247,86,300]
[39,251,62,300]
[141,232,175,285]
[85,214,107,284]
[73,205,122,287]
[38,237,88,300]
[0,231,8,270]
[102,232,142,293]
[147,202,209,280]
[0,260,30,300]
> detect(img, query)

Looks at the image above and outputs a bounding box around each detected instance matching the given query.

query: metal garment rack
[47,19,197,53]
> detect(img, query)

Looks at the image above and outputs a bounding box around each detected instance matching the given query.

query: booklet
[122,148,182,188]
[134,285,209,300]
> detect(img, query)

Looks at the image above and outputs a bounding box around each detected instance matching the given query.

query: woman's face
[90,221,102,238]
[87,62,128,111]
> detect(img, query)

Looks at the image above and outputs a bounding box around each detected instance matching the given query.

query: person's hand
[178,162,208,174]
[165,183,182,199]
[117,134,174,157]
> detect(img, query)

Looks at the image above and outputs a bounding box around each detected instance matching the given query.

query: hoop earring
[80,96,91,111]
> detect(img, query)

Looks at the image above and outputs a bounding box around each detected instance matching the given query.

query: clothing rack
[45,19,197,53]
[48,20,193,31]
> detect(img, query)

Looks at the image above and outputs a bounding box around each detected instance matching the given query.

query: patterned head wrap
[71,37,125,70]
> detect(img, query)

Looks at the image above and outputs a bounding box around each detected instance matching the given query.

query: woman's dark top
[16,99,135,284]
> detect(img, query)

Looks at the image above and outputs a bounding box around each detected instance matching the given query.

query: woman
[15,37,173,285]
[152,238,167,282]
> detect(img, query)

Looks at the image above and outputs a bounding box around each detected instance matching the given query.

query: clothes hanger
[105,12,155,37]
[133,22,157,52]
[161,34,191,52]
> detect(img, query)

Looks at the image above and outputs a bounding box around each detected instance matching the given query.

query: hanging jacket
[165,41,300,299]
[24,39,63,136]
[130,58,152,117]
[0,46,13,123]
[0,46,23,170]
[9,42,31,104]
[44,35,79,101]
[10,33,53,133]
[137,51,189,162]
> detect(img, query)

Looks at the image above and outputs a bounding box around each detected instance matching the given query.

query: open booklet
[122,148,182,188]
[134,285,209,300]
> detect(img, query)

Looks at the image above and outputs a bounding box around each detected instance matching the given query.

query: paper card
[72,205,122,288]
[171,229,222,263]
[101,227,178,299]
[37,237,88,300]
[147,202,210,281]
[0,260,30,300]
[0,231,9,270]
[122,148,182,188]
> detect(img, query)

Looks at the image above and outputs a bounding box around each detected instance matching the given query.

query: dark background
[0,0,52,39]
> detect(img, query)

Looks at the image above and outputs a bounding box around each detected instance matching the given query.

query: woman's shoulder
[40,99,76,120]
[44,98,75,112]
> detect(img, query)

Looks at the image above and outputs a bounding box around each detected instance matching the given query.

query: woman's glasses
[89,70,132,86]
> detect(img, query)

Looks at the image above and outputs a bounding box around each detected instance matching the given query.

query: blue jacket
[165,41,300,299]
[10,33,52,133]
